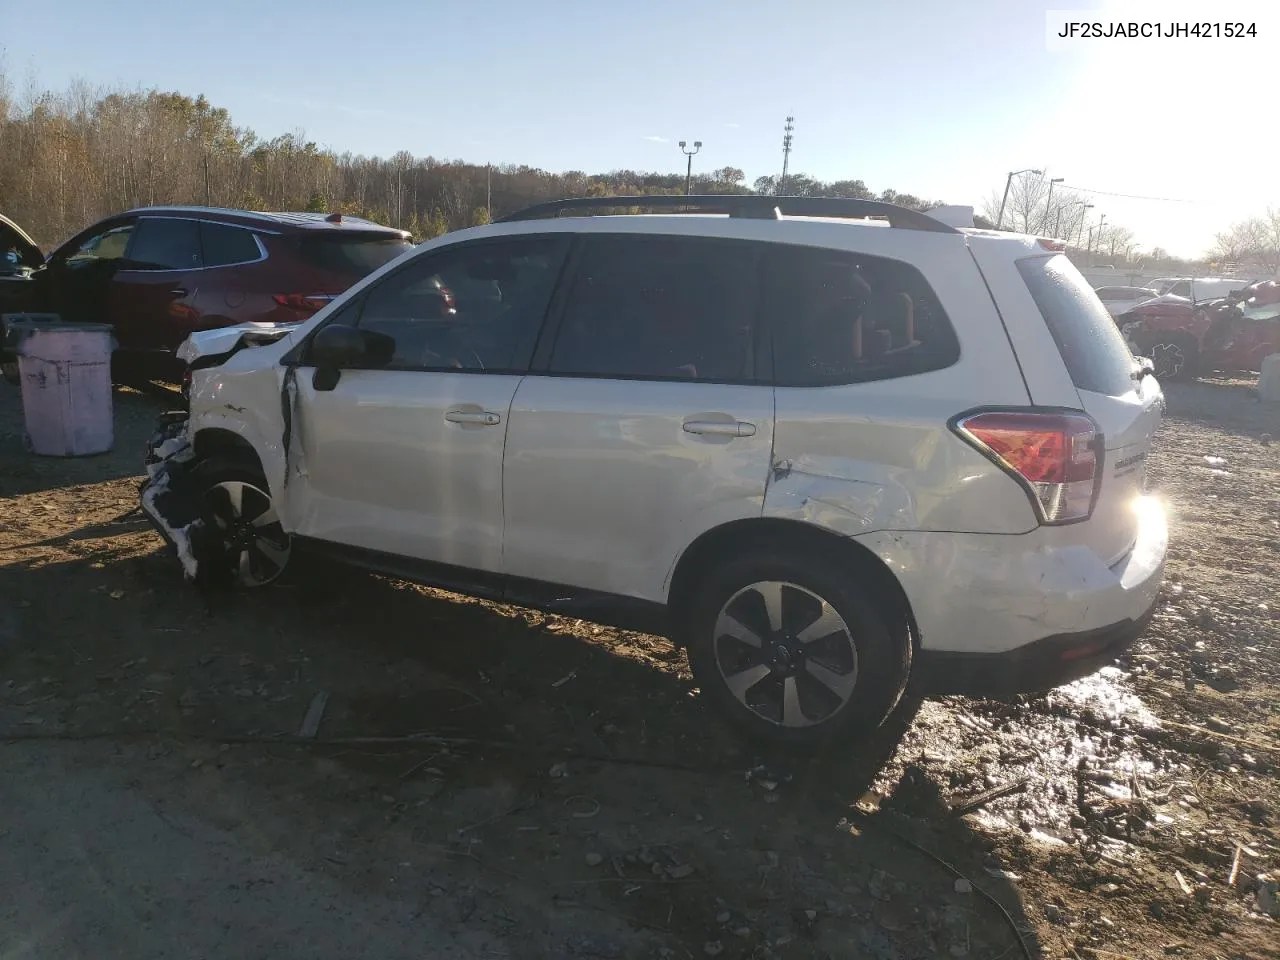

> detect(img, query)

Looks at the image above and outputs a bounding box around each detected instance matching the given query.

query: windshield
[298,234,414,278]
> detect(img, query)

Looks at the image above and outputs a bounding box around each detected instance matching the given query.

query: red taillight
[953,410,1101,524]
[273,293,334,313]
[1037,238,1067,252]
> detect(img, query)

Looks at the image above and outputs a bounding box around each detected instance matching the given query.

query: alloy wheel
[712,580,859,728]
[203,479,291,587]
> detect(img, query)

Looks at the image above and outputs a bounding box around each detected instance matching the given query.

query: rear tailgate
[969,242,1162,563]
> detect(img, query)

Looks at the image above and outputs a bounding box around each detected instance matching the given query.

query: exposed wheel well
[666,518,918,648]
[193,428,264,472]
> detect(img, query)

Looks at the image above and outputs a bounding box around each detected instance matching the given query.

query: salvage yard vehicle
[0,207,413,387]
[140,195,1167,747]
[1119,278,1280,380]
[1093,284,1158,318]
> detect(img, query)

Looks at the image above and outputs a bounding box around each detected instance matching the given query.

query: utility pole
[678,140,702,196]
[1095,213,1107,253]
[779,116,794,196]
[1041,176,1063,233]
[487,163,492,220]
[996,168,1042,230]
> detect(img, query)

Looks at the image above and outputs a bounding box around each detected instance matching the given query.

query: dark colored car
[1,207,414,384]
[1118,279,1280,380]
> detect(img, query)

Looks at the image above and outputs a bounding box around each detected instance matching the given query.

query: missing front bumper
[138,414,206,581]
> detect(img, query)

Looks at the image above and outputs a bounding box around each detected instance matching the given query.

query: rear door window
[764,245,959,386]
[200,222,262,267]
[1017,254,1135,396]
[127,219,203,271]
[547,235,761,382]
[299,234,414,278]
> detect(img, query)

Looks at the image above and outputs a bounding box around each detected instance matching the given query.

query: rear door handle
[445,409,502,426]
[683,419,756,438]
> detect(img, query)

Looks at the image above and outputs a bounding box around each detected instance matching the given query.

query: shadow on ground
[2,545,1041,959]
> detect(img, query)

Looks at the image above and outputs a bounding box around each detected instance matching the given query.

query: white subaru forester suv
[140,195,1167,748]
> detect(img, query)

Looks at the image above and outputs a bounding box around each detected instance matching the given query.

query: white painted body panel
[288,368,519,571]
[856,496,1167,653]
[765,229,1035,539]
[175,322,293,363]
[502,377,774,600]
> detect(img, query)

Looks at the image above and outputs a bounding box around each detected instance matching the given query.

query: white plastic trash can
[13,319,116,456]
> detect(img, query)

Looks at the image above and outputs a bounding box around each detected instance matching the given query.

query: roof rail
[497,194,957,233]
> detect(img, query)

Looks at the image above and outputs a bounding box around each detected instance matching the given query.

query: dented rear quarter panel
[762,232,1039,539]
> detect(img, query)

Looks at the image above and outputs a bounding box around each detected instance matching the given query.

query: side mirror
[310,324,367,392]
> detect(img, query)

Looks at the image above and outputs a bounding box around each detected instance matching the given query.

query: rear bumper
[909,604,1155,697]
[855,496,1168,696]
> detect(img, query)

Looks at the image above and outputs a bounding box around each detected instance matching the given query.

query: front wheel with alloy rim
[195,461,292,587]
[685,552,910,749]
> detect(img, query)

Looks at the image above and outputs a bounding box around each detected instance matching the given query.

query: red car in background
[1,207,414,384]
[1118,279,1280,380]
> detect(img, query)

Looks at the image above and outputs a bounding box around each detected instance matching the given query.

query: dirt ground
[1,378,1277,960]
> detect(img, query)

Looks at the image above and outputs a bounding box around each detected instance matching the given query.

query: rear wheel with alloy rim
[196,463,291,587]
[686,551,910,749]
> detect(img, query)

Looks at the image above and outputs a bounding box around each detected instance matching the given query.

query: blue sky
[3,0,1276,257]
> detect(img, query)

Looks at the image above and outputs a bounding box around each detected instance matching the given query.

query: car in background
[1148,277,1255,303]
[1094,284,1158,318]
[1,207,414,386]
[1119,278,1280,379]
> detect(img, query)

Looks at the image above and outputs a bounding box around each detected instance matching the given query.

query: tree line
[1212,212,1280,277]
[0,75,947,248]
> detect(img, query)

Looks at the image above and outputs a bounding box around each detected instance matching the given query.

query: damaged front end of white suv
[139,323,296,585]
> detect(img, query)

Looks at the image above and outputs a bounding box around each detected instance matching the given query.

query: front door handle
[683,419,756,438]
[445,408,502,426]
[169,287,189,297]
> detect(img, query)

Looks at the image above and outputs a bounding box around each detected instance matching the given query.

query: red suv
[2,207,413,384]
[1118,279,1280,380]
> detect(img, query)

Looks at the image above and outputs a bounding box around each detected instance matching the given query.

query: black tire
[1144,335,1199,381]
[685,550,911,750]
[189,457,292,589]
[2,360,18,386]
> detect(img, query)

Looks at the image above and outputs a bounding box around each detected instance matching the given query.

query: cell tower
[779,116,794,196]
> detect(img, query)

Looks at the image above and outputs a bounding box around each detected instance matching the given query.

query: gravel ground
[1,378,1277,959]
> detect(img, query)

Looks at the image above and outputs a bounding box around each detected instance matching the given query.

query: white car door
[287,235,569,572]
[501,234,775,602]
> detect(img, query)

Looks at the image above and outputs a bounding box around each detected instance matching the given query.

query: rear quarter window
[1017,254,1135,397]
[299,234,414,278]
[764,245,960,387]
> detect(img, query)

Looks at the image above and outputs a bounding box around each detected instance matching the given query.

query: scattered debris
[564,795,601,819]
[1257,881,1279,917]
[949,777,1029,816]
[953,878,973,894]
[703,942,723,957]
[584,852,604,868]
[1174,871,1194,895]
[297,691,329,739]
[551,670,577,688]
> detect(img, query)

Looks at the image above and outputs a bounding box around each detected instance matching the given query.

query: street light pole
[678,140,702,196]
[1071,202,1094,247]
[996,167,1043,229]
[1042,176,1064,233]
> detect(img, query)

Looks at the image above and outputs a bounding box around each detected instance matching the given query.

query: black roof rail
[497,194,957,233]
